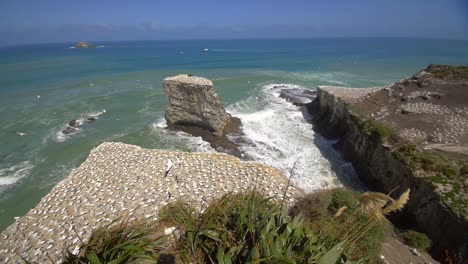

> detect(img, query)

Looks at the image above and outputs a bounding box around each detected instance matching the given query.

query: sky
[0,0,467,46]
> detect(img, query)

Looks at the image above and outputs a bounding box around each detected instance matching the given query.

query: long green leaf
[87,251,102,264]
[217,247,226,264]
[318,241,345,264]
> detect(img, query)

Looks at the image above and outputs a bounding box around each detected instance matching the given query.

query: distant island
[74,41,96,48]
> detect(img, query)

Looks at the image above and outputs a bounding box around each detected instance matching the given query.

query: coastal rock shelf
[0,142,300,263]
[309,65,468,257]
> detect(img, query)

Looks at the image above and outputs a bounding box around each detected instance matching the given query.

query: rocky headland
[164,74,243,156]
[309,64,468,258]
[1,67,466,262]
[0,142,300,263]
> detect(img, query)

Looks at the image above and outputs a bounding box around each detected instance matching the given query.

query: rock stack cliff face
[164,75,242,155]
[164,75,231,136]
[309,66,468,258]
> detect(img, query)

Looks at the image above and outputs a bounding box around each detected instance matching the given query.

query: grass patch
[160,192,323,263]
[290,188,409,263]
[393,144,467,217]
[360,119,395,141]
[393,144,458,179]
[63,219,166,263]
[64,189,410,263]
[401,230,431,250]
[346,105,395,142]
[426,64,468,79]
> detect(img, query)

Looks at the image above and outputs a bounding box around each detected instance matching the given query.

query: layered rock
[309,65,468,258]
[163,75,242,155]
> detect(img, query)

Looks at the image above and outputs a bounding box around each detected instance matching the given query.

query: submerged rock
[163,74,243,155]
[62,111,106,136]
[68,119,81,127]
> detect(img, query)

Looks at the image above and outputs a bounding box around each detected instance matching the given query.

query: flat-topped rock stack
[0,142,300,263]
[164,74,243,156]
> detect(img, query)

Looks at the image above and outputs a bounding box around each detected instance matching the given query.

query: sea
[1,38,468,231]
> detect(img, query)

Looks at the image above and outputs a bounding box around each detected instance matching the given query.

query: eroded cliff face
[164,75,232,136]
[163,75,242,155]
[310,87,468,257]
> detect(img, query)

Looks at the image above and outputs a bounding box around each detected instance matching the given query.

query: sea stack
[163,74,242,155]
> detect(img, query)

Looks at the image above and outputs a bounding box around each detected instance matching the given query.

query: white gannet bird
[15,131,28,136]
[165,158,174,177]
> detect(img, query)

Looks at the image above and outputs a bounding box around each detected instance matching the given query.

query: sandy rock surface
[0,142,300,263]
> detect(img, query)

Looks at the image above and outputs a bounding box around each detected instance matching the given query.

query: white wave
[53,109,106,142]
[0,161,34,187]
[257,70,350,86]
[150,118,215,153]
[87,109,106,119]
[228,83,359,192]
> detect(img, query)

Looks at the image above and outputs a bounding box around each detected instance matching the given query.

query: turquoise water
[1,38,468,231]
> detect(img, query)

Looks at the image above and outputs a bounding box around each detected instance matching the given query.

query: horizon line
[2,36,468,48]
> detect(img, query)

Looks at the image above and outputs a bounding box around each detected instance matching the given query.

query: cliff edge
[0,142,299,263]
[310,64,468,258]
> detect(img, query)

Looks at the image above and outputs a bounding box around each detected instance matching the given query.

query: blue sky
[0,0,467,45]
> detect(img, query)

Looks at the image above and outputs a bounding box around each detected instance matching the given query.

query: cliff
[0,142,299,263]
[309,65,468,258]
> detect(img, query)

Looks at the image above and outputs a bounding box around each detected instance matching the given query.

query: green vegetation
[63,188,410,264]
[291,188,409,262]
[426,65,468,79]
[63,219,166,263]
[401,230,431,250]
[393,144,467,216]
[159,192,322,263]
[393,144,456,177]
[360,119,395,142]
[347,105,395,142]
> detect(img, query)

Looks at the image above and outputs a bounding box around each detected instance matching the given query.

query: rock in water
[74,42,96,48]
[279,88,317,106]
[164,75,230,136]
[163,74,243,155]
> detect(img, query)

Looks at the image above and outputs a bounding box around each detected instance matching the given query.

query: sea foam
[150,118,215,153]
[228,83,359,192]
[0,161,34,189]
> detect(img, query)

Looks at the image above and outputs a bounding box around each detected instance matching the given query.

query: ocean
[1,38,468,231]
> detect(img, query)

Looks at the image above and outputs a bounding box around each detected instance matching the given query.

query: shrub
[401,230,431,250]
[160,191,324,263]
[63,219,166,263]
[64,189,409,263]
[65,191,361,263]
[292,188,411,262]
